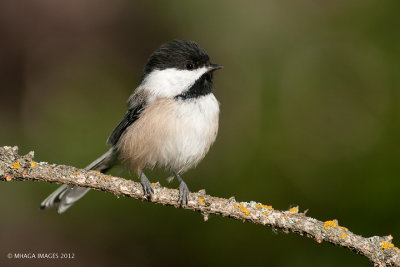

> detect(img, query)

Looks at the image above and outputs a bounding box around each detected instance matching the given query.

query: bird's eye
[186,63,194,70]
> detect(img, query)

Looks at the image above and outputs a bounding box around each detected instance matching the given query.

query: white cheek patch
[142,67,209,98]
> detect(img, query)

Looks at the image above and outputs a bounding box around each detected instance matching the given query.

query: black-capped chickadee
[40,40,222,213]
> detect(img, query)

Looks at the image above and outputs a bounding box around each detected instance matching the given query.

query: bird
[40,40,222,213]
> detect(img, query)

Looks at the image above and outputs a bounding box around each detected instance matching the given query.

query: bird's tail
[39,148,118,214]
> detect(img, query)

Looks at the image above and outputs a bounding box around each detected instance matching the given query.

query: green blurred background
[1,0,399,266]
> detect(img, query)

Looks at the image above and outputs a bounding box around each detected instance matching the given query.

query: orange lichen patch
[30,161,37,168]
[262,211,270,216]
[288,207,298,213]
[199,198,205,204]
[280,214,288,221]
[239,203,250,217]
[151,182,159,188]
[381,241,394,249]
[73,171,80,175]
[13,161,20,170]
[262,204,273,210]
[324,220,337,230]
[5,175,12,181]
[89,170,100,174]
[234,204,239,210]
[323,220,349,232]
[341,233,348,240]
[255,203,273,210]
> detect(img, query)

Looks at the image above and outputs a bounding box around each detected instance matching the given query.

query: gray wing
[107,88,148,146]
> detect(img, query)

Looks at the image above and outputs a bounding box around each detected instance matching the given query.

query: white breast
[117,94,220,174]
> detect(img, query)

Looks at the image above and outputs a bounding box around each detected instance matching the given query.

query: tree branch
[0,146,399,266]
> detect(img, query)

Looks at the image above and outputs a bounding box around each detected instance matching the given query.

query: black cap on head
[142,40,211,80]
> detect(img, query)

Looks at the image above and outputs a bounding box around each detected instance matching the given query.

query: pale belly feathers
[117,94,219,174]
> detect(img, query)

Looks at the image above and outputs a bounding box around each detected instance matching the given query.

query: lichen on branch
[0,146,399,266]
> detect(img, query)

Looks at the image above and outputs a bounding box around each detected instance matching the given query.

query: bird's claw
[179,181,190,206]
[140,173,154,197]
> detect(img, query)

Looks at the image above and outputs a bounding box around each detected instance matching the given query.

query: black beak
[208,63,223,71]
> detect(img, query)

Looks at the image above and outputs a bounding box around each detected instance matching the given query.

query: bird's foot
[140,172,154,197]
[179,181,190,206]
